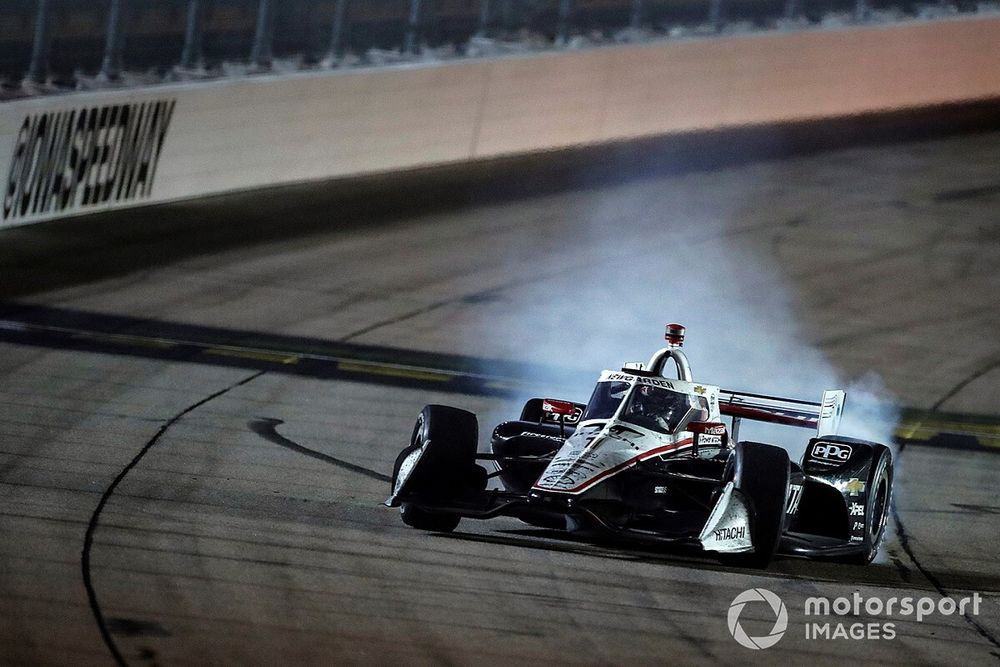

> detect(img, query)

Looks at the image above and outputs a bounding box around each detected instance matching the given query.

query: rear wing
[718,389,845,439]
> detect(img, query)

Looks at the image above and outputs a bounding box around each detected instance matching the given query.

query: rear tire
[721,442,790,569]
[844,445,893,564]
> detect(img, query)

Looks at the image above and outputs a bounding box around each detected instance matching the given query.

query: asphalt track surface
[2,127,1000,665]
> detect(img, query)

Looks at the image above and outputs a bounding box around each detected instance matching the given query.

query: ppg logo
[811,442,853,464]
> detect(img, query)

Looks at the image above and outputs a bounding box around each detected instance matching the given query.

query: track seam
[930,357,1000,414]
[892,510,1000,651]
[892,356,1000,655]
[81,370,265,667]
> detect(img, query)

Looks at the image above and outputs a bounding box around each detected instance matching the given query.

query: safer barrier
[2,15,999,228]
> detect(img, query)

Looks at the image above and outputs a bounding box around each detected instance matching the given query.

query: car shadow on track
[435,526,1000,592]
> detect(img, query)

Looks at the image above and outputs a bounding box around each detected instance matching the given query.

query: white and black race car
[386,324,893,568]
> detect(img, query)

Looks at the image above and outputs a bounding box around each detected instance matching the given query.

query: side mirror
[689,421,728,451]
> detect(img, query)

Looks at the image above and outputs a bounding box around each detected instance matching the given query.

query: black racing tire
[400,503,462,532]
[413,404,479,474]
[391,405,483,532]
[392,404,481,496]
[721,442,790,569]
[844,445,893,565]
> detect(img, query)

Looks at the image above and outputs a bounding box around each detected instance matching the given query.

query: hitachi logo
[714,525,746,541]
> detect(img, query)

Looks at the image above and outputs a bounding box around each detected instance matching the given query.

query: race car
[386,324,893,568]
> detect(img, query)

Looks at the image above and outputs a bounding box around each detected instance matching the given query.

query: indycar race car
[386,324,893,568]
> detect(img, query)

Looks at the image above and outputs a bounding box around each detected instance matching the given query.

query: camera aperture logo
[727,589,984,648]
[727,588,788,649]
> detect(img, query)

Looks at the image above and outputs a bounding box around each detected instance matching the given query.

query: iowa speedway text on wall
[3,99,176,222]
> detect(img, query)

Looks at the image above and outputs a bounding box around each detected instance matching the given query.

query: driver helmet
[633,384,681,418]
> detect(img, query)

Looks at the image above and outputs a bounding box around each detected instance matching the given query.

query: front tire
[721,442,790,569]
[400,503,462,532]
[390,405,484,532]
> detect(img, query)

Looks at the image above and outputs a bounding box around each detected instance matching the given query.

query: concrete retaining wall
[2,16,999,228]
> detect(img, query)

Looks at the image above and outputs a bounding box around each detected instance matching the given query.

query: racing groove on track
[2,130,1000,665]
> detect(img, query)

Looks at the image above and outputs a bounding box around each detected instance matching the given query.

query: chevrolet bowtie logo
[846,478,865,496]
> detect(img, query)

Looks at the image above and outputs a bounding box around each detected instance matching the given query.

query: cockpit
[581,379,710,435]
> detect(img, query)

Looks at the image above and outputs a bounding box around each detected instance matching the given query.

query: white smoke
[473,174,899,462]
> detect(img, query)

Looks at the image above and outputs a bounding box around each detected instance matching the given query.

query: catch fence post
[99,0,125,81]
[249,0,274,69]
[404,0,423,54]
[180,0,204,69]
[26,0,52,83]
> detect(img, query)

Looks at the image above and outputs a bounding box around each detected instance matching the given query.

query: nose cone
[533,432,639,495]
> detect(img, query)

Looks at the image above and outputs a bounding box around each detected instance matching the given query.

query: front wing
[392,479,757,555]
